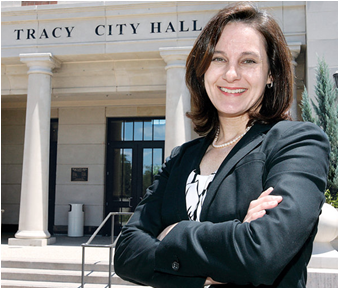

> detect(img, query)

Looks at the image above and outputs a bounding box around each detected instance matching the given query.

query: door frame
[104,117,165,235]
[48,119,58,235]
[106,141,164,211]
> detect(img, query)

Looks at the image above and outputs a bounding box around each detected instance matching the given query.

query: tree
[300,86,315,123]
[300,58,338,206]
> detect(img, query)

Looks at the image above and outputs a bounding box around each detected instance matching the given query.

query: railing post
[81,245,85,287]
[109,246,113,288]
[111,213,115,244]
[80,212,133,288]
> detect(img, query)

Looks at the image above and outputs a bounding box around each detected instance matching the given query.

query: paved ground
[2,232,115,264]
[1,232,144,288]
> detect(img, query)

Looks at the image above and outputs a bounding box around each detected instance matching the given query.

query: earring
[267,82,273,89]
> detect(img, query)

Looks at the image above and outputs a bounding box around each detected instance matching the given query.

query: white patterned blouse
[185,169,216,222]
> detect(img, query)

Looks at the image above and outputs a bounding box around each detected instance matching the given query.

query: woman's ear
[266,73,273,85]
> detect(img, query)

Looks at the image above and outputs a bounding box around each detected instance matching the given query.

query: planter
[314,203,338,244]
[309,203,338,270]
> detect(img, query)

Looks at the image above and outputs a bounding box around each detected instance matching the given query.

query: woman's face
[204,22,272,120]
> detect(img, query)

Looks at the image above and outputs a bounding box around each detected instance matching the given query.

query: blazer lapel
[174,136,211,221]
[199,123,271,222]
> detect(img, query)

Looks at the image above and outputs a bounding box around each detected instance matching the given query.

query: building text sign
[11,19,204,41]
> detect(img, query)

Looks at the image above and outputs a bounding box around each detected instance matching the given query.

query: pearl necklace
[212,126,252,148]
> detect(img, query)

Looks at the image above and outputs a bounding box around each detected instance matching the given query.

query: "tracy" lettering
[14,26,75,40]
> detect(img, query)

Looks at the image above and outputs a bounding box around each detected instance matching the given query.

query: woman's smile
[219,87,247,95]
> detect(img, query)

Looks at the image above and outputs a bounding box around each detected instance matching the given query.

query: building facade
[1,1,338,243]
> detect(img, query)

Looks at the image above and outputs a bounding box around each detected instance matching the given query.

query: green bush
[325,189,338,208]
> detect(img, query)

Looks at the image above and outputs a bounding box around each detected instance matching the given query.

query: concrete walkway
[1,232,143,288]
[2,232,113,264]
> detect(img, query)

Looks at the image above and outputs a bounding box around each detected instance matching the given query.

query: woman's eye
[243,59,256,64]
[212,57,225,62]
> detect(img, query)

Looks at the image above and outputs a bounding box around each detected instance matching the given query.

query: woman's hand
[159,188,282,287]
[243,187,282,223]
[157,223,178,241]
[205,277,224,286]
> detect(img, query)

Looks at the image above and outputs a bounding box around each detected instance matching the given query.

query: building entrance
[105,118,165,235]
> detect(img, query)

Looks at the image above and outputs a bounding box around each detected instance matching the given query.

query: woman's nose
[222,65,240,82]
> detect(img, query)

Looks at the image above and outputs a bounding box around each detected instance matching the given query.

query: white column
[10,53,60,246]
[160,47,192,157]
[288,42,301,120]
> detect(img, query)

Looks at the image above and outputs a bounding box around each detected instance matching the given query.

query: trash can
[68,204,84,237]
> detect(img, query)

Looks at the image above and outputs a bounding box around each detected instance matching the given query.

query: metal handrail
[80,212,133,288]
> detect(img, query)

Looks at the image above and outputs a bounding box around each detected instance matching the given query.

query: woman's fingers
[157,223,178,241]
[253,209,266,219]
[249,196,282,211]
[259,187,274,198]
[243,188,283,223]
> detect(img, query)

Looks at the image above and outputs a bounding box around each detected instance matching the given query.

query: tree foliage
[300,86,315,123]
[300,58,338,207]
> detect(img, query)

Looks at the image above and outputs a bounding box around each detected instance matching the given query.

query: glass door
[108,146,134,212]
[105,118,165,235]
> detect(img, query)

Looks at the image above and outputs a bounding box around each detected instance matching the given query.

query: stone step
[1,279,107,288]
[1,267,133,286]
[306,268,338,288]
[2,259,109,272]
[1,279,139,288]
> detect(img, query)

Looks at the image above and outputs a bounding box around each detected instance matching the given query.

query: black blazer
[114,121,330,288]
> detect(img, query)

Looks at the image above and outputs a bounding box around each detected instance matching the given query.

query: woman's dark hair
[186,2,293,136]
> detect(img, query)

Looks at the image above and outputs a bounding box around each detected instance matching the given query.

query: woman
[114,3,330,287]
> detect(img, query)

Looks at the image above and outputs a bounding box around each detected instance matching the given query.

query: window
[108,118,166,142]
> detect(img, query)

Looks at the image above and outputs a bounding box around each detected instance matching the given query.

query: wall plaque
[71,168,88,182]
